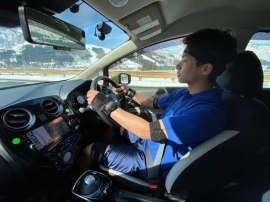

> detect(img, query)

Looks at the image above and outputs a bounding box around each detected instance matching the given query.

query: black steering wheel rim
[90,76,118,126]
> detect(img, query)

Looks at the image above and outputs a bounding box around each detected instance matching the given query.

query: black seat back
[217,50,270,144]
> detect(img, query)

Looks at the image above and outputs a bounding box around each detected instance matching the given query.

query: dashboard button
[21,134,28,140]
[29,144,36,150]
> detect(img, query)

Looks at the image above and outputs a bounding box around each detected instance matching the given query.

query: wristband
[150,121,166,142]
[103,100,117,116]
[128,88,136,99]
[153,98,160,109]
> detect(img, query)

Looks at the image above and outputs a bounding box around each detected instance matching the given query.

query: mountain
[0,27,270,69]
[246,42,270,66]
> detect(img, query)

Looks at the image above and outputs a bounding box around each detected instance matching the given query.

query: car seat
[100,51,270,201]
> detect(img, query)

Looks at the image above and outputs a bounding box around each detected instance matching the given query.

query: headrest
[216,51,263,98]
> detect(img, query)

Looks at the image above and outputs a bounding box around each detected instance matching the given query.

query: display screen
[26,116,70,151]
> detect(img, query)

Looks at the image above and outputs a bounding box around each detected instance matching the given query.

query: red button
[149,184,158,189]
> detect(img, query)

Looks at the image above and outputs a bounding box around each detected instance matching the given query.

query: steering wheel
[90,76,122,126]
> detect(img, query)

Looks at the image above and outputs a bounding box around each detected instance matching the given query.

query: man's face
[175,52,204,84]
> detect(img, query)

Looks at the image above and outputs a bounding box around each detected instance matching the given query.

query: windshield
[0,1,129,88]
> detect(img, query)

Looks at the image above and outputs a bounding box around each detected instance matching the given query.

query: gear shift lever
[72,170,112,201]
[79,174,100,195]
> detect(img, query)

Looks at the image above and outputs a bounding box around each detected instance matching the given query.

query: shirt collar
[185,86,223,100]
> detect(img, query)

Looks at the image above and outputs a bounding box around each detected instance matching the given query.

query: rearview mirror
[18,6,85,50]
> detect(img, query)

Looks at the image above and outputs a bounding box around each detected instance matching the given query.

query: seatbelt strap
[145,96,184,182]
[173,96,184,115]
[145,140,165,182]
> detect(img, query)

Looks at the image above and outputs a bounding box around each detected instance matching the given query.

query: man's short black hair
[183,28,237,83]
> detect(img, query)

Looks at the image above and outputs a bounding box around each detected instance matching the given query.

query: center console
[0,94,84,176]
[71,170,169,202]
[21,115,81,173]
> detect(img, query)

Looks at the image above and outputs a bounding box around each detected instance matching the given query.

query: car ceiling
[1,0,270,50]
[87,0,270,49]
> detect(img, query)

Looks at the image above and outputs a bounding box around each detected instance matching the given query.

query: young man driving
[77,28,237,181]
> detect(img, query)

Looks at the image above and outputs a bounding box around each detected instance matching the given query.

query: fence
[1,68,270,82]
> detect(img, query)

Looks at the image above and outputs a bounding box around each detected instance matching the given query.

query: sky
[54,2,129,48]
[84,24,129,48]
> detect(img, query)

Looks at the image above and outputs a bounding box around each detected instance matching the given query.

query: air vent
[41,99,60,115]
[3,108,34,130]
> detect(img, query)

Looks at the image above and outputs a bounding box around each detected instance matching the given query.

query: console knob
[84,175,96,187]
[79,174,101,195]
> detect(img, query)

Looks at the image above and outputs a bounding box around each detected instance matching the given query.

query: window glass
[108,38,187,87]
[246,32,270,88]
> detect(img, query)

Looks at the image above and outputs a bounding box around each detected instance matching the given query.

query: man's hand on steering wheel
[112,84,130,95]
[112,84,136,99]
[86,90,118,116]
[88,76,128,126]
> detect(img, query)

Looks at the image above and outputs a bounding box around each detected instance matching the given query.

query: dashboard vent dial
[3,108,34,130]
[41,99,60,116]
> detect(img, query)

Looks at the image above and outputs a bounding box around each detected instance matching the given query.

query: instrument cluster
[68,90,88,111]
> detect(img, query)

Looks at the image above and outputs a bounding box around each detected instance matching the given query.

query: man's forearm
[131,93,154,108]
[110,107,167,140]
[110,107,151,139]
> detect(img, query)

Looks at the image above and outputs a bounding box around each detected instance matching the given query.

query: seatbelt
[145,140,165,183]
[145,96,184,184]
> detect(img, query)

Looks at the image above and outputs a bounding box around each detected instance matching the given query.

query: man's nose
[176,63,181,70]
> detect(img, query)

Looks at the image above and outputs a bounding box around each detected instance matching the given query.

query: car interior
[0,0,270,202]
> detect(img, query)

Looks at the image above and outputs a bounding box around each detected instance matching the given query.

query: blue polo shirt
[146,87,227,180]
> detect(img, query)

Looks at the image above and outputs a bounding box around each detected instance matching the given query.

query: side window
[246,32,270,88]
[108,38,187,87]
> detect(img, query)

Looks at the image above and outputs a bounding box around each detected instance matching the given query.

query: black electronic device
[20,115,81,172]
[94,21,112,41]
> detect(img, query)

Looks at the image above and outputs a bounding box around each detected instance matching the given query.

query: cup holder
[72,170,112,201]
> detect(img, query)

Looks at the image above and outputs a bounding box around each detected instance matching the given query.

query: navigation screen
[26,116,70,151]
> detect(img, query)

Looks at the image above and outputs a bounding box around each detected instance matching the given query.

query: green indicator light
[12,138,21,145]
[65,108,70,113]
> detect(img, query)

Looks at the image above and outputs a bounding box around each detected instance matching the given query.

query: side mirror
[18,6,85,50]
[118,73,131,85]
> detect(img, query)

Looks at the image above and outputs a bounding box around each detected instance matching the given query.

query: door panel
[125,86,185,122]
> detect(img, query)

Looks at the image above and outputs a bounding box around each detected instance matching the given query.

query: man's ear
[201,63,213,76]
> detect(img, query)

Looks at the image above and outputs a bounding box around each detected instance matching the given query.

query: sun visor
[119,3,164,41]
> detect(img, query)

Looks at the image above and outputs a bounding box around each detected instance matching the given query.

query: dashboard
[0,79,105,181]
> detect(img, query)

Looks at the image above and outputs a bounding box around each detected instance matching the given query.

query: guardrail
[1,68,270,82]
[109,70,270,82]
[0,68,82,76]
[109,70,177,81]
